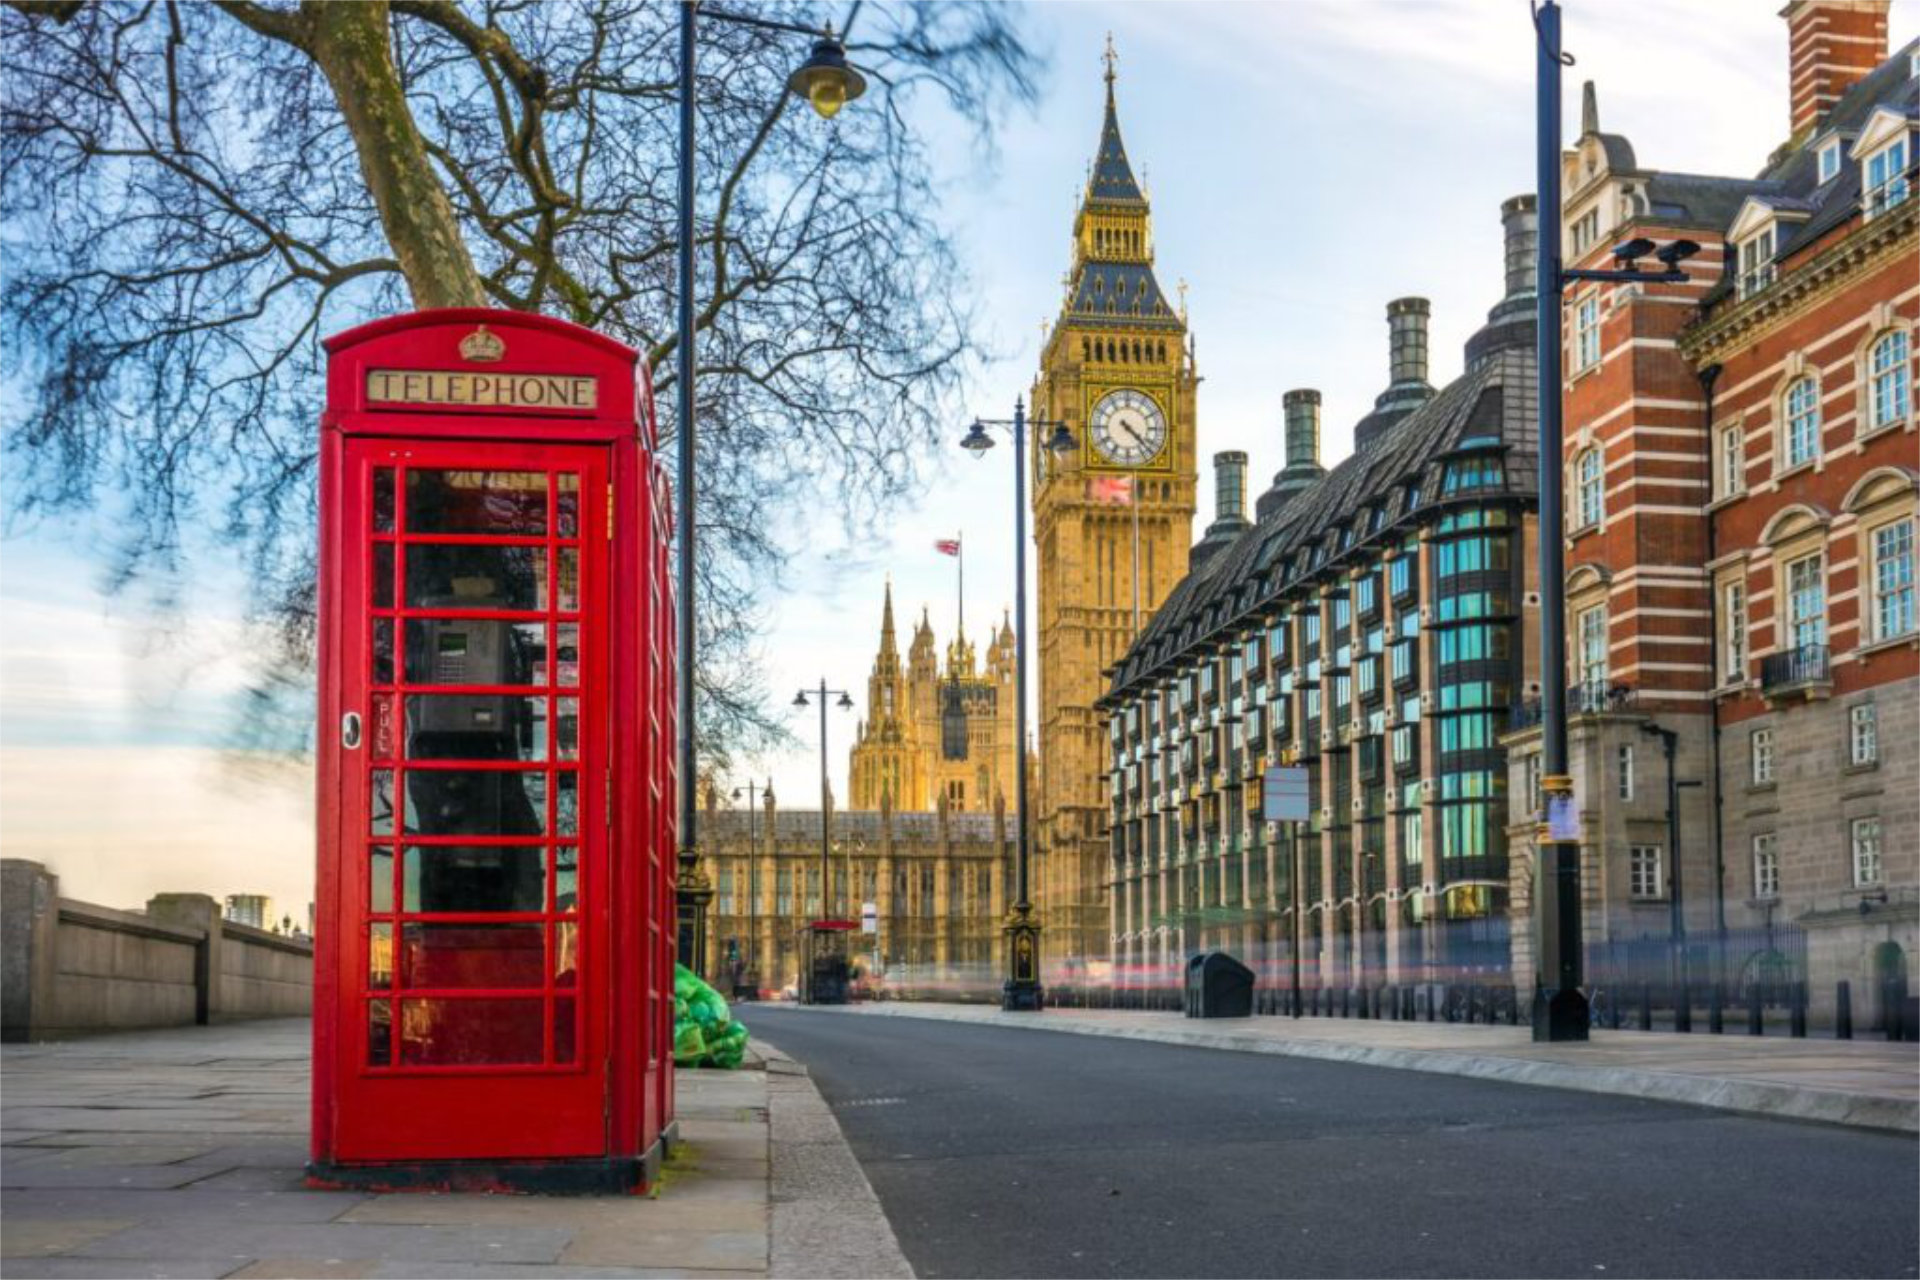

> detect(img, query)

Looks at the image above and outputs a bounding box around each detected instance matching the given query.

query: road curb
[800,1004,1919,1135]
[754,1032,915,1279]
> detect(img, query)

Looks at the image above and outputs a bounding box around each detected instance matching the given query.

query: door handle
[342,711,363,750]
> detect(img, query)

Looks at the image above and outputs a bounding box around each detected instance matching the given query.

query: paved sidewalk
[808,1002,1920,1133]
[0,1018,908,1279]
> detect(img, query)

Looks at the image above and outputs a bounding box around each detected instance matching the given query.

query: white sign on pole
[860,901,878,935]
[1546,793,1580,842]
[1262,765,1311,823]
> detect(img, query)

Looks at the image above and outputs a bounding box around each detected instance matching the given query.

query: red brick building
[1505,1,1916,1024]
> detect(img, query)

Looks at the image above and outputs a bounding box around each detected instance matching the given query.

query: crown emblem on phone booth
[459,325,505,363]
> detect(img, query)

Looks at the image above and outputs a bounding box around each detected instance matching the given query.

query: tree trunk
[305,0,484,310]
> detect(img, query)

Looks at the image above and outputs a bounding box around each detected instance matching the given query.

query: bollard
[1426,987,1436,1022]
[1675,984,1692,1033]
[1709,984,1724,1034]
[1747,985,1764,1036]
[1638,984,1653,1031]
[1791,982,1807,1039]
[1837,981,1853,1039]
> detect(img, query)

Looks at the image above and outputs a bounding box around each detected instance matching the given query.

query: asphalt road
[741,1005,1919,1280]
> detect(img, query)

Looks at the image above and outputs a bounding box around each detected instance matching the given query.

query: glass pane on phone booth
[336,437,607,1167]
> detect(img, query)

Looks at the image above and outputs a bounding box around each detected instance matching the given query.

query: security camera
[1611,237,1656,266]
[1655,239,1702,268]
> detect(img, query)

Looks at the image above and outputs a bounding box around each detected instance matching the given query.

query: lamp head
[732,787,743,801]
[960,420,995,456]
[1655,238,1701,267]
[1045,423,1078,456]
[787,28,867,121]
[792,690,810,708]
[837,692,855,710]
[1611,237,1657,265]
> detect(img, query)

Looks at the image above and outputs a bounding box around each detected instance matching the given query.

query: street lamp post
[961,399,1077,1012]
[672,1,867,977]
[731,779,767,998]
[793,681,855,1004]
[1531,0,1699,1042]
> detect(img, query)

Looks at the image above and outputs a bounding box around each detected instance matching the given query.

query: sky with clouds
[4,0,1914,914]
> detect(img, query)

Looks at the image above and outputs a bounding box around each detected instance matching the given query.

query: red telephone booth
[309,309,677,1193]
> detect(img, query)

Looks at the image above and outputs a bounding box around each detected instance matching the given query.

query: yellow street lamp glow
[787,30,866,120]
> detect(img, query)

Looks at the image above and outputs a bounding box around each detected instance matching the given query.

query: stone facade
[1031,53,1199,969]
[846,583,1020,817]
[1100,195,1544,998]
[693,789,1011,997]
[1504,4,1917,1022]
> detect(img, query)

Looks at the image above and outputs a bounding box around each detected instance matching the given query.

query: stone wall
[1,860,312,1042]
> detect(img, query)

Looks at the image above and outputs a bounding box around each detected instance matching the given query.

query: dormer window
[1569,207,1601,258]
[1818,140,1842,183]
[1863,135,1911,217]
[1736,224,1776,300]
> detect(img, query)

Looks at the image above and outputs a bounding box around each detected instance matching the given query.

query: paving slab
[2,1017,904,1279]
[1,1258,254,1279]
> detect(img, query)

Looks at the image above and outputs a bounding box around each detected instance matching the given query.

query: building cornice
[1678,198,1918,367]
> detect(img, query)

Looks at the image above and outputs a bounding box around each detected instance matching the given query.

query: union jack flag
[934,538,962,557]
[1087,474,1134,506]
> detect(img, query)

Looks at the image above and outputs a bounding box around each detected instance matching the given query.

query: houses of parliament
[695,45,1198,992]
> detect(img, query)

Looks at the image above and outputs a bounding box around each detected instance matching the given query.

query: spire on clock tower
[1063,43,1180,330]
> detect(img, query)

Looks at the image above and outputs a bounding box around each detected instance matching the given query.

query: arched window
[1784,376,1820,468]
[1869,330,1911,430]
[1575,448,1604,528]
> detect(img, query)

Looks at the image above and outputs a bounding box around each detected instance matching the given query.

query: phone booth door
[332,438,609,1162]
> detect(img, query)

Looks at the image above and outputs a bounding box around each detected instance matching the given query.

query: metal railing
[1509,681,1636,729]
[1760,643,1829,691]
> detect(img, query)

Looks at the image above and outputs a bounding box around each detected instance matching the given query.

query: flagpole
[957,532,965,642]
[1130,486,1142,641]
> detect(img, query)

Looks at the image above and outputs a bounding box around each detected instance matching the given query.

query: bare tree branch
[1,0,1042,769]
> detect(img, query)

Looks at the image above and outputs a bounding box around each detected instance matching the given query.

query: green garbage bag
[672,964,750,1068]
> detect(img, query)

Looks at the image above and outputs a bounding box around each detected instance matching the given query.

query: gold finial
[1177,277,1189,323]
[1103,32,1117,86]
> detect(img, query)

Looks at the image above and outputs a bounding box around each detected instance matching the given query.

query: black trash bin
[1185,951,1255,1019]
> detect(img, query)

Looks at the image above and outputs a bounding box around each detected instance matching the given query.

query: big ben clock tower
[1032,42,1197,968]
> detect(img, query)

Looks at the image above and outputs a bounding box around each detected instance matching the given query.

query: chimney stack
[1783,1,1889,138]
[1386,297,1430,388]
[1254,390,1329,521]
[1212,451,1249,526]
[1283,389,1321,470]
[1501,194,1537,302]
[1465,195,1542,371]
[1194,450,1251,566]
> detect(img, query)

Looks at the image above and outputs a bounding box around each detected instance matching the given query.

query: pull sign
[341,712,363,751]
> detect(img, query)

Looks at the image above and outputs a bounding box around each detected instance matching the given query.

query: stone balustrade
[1,859,312,1042]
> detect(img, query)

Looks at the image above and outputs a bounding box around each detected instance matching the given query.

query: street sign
[1546,793,1580,841]
[860,901,878,935]
[1262,765,1311,822]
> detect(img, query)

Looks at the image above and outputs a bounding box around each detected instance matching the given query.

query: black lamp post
[1531,0,1699,1042]
[674,2,866,976]
[961,398,1077,1011]
[731,778,767,998]
[793,681,855,1004]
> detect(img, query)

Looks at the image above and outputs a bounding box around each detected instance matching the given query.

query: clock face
[1090,389,1167,466]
